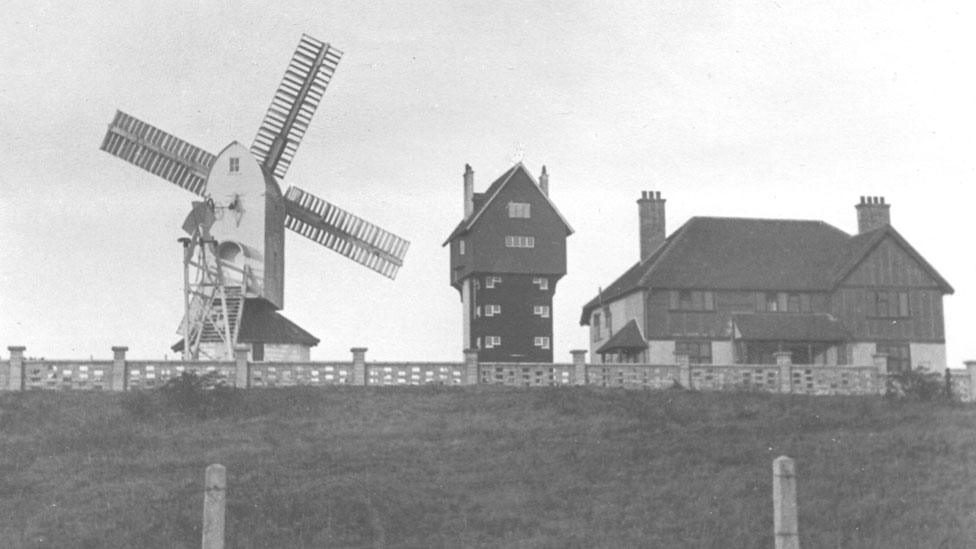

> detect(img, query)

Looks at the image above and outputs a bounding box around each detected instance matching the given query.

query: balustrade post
[674,351,691,389]
[351,347,368,386]
[463,348,480,385]
[7,346,25,391]
[110,346,128,391]
[775,351,793,394]
[233,344,250,389]
[570,349,588,385]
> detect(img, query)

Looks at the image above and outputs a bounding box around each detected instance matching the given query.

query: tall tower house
[443,163,572,361]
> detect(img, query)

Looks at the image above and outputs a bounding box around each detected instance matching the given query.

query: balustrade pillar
[7,346,25,391]
[351,347,368,385]
[570,349,588,385]
[463,348,479,385]
[111,346,128,391]
[774,351,793,394]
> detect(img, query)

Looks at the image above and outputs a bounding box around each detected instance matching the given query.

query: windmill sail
[100,110,215,196]
[251,34,343,180]
[283,186,409,279]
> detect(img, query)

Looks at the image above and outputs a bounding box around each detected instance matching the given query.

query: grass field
[0,386,973,548]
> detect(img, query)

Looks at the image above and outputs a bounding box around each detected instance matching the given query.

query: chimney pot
[855,194,891,234]
[539,165,549,196]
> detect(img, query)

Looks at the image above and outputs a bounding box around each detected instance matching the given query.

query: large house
[445,163,573,362]
[581,193,953,373]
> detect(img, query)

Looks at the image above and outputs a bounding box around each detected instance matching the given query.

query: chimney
[463,164,474,218]
[855,195,890,234]
[539,165,549,196]
[638,191,666,262]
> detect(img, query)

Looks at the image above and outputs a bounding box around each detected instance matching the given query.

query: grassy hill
[0,386,973,548]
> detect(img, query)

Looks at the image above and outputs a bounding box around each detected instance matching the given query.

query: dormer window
[229,157,240,173]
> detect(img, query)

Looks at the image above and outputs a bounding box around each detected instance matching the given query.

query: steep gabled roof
[580,217,952,325]
[596,319,648,354]
[443,163,573,245]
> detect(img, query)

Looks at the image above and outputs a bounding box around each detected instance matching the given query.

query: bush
[121,371,242,420]
[886,368,946,401]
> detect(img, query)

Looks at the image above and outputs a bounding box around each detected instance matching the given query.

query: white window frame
[533,277,549,290]
[485,336,501,348]
[459,239,465,255]
[534,336,551,349]
[486,275,502,288]
[508,202,531,218]
[533,305,550,318]
[229,157,240,173]
[485,304,501,317]
[505,235,535,248]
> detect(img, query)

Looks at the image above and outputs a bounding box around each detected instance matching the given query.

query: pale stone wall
[712,341,734,364]
[850,342,876,367]
[909,343,946,372]
[646,340,675,364]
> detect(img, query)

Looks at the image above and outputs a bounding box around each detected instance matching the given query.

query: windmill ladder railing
[1,346,973,400]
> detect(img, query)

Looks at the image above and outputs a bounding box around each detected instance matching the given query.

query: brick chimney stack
[856,195,890,234]
[638,191,666,262]
[463,164,474,218]
[539,165,549,196]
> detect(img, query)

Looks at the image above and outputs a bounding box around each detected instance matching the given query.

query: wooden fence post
[111,346,128,391]
[233,344,250,388]
[7,346,25,391]
[202,463,226,549]
[774,351,793,394]
[674,352,691,389]
[351,347,368,386]
[463,348,479,385]
[570,349,588,385]
[773,456,799,549]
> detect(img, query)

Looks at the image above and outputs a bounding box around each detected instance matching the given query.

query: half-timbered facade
[581,194,953,372]
[445,163,573,361]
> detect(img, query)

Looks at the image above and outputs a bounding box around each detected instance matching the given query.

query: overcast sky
[2,1,974,367]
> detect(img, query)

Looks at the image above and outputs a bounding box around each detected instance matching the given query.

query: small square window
[533,305,550,318]
[533,277,549,290]
[485,304,501,317]
[534,336,550,349]
[508,202,531,218]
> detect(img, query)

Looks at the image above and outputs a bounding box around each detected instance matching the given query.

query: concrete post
[111,346,128,391]
[965,361,976,402]
[674,351,691,389]
[571,349,588,386]
[463,348,480,385]
[7,346,25,391]
[351,347,368,386]
[233,344,250,389]
[872,353,889,395]
[774,351,793,394]
[202,463,226,549]
[773,456,799,549]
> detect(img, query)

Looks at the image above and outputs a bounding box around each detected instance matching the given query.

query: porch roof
[732,313,850,342]
[596,320,648,354]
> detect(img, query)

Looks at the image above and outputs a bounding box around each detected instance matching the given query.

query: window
[675,340,712,364]
[876,342,911,373]
[758,292,812,313]
[533,277,549,290]
[486,275,502,288]
[605,310,613,335]
[459,239,465,255]
[475,305,481,318]
[229,157,240,173]
[508,202,531,218]
[592,313,602,341]
[485,304,501,316]
[869,291,910,318]
[252,342,264,362]
[534,336,551,349]
[485,336,501,348]
[533,305,550,318]
[669,290,715,311]
[476,337,482,349]
[505,235,535,248]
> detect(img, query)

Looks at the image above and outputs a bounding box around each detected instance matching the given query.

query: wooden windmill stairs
[99,34,410,361]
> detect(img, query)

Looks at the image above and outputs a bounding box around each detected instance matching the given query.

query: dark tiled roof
[580,218,952,325]
[596,320,648,354]
[443,163,572,245]
[732,313,850,342]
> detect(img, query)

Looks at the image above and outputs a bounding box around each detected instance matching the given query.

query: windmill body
[100,34,409,361]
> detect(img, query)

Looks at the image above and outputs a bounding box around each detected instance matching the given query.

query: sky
[1,1,974,366]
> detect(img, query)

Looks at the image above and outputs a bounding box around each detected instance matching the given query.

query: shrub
[121,371,242,420]
[886,368,945,401]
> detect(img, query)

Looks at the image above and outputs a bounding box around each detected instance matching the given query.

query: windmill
[100,34,410,360]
